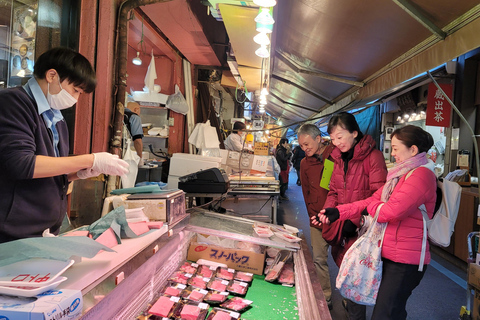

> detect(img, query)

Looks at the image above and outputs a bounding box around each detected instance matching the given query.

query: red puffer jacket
[322,134,387,266]
[337,165,437,265]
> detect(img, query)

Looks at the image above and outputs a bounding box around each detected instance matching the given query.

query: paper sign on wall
[251,155,269,174]
[320,159,334,190]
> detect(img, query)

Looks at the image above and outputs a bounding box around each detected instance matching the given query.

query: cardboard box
[469,263,480,290]
[0,289,82,320]
[187,237,265,275]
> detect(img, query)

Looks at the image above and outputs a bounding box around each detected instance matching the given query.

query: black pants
[346,299,366,320]
[372,258,427,320]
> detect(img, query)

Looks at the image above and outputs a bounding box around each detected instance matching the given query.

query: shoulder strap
[405,168,428,272]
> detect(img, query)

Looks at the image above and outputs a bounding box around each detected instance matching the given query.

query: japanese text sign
[426,83,453,127]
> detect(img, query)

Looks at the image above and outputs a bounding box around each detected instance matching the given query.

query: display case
[60,209,331,320]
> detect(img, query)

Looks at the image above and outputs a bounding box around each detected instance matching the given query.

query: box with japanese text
[187,237,265,275]
[469,263,480,291]
[0,289,82,320]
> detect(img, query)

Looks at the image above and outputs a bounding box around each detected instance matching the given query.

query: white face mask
[47,79,77,110]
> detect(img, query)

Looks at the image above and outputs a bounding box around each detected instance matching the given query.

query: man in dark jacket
[275,138,291,200]
[0,47,129,243]
[291,145,305,185]
[298,124,335,309]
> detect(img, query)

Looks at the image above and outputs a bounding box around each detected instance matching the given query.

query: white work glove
[91,152,130,176]
[77,168,101,179]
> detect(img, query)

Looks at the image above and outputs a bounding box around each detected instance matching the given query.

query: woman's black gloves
[323,208,340,223]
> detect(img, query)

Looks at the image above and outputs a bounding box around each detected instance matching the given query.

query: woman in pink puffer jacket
[314,125,437,320]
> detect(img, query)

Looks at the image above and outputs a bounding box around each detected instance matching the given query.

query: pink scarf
[381,152,428,202]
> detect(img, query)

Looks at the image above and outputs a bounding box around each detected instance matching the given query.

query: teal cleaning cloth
[88,206,138,243]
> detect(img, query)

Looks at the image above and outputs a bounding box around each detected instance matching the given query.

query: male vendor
[298,123,335,309]
[0,47,129,243]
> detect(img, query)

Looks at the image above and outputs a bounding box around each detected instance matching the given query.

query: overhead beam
[275,50,365,87]
[271,73,333,105]
[267,100,309,120]
[269,91,319,113]
[391,0,446,40]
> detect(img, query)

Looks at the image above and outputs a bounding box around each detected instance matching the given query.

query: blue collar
[24,77,64,120]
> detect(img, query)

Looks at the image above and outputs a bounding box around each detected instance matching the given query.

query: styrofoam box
[167,175,181,190]
[0,289,82,320]
[168,153,222,177]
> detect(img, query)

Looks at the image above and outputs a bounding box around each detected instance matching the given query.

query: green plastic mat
[240,274,298,320]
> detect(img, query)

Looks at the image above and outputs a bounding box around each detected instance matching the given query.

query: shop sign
[254,142,269,156]
[426,83,453,127]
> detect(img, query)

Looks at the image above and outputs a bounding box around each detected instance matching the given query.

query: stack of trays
[0,258,74,297]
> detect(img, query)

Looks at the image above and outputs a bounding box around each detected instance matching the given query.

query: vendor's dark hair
[327,112,364,141]
[232,121,246,133]
[391,125,433,153]
[34,47,97,93]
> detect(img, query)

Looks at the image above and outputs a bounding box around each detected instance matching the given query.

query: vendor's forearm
[133,139,143,158]
[33,154,94,179]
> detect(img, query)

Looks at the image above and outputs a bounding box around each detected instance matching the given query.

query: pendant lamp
[253,0,276,7]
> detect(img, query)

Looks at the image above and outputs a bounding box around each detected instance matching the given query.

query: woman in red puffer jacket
[316,125,437,320]
[321,112,387,320]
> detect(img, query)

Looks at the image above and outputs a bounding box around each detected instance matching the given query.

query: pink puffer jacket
[338,166,437,265]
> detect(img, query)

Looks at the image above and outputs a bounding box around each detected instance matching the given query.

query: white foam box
[169,153,222,176]
[0,289,83,320]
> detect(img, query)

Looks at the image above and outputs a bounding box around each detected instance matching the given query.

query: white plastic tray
[0,276,68,297]
[0,259,74,287]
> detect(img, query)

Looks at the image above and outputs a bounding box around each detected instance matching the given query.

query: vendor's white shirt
[224,133,244,152]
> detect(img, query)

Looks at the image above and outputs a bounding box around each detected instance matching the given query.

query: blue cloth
[24,78,64,157]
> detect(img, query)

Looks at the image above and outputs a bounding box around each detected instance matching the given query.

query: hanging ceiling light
[278,120,282,126]
[132,52,142,65]
[260,81,269,96]
[255,7,275,25]
[253,0,277,7]
[259,95,267,104]
[253,32,270,46]
[255,45,270,58]
[256,21,273,34]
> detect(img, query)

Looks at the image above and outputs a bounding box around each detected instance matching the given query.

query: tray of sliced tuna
[187,274,210,290]
[161,281,187,297]
[234,271,253,283]
[197,265,217,278]
[278,262,295,286]
[179,261,199,274]
[182,286,208,302]
[220,297,253,312]
[148,295,180,318]
[226,280,248,296]
[216,268,235,281]
[172,300,209,320]
[203,290,229,304]
[207,278,230,292]
[169,271,193,285]
[205,308,240,320]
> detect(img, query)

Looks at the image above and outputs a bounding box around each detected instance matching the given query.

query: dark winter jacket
[275,145,291,171]
[322,134,387,266]
[0,86,69,243]
[291,146,306,169]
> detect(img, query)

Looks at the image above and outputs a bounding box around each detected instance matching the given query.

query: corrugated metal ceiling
[138,0,480,125]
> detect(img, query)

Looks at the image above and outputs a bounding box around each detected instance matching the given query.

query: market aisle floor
[276,170,467,320]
